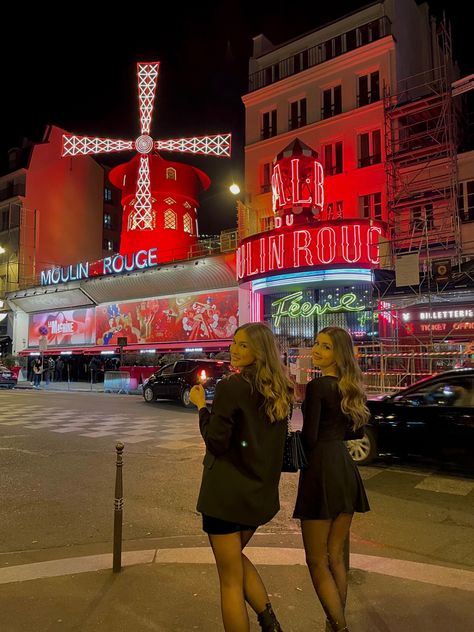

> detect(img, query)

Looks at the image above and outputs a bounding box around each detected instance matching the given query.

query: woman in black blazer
[190,323,294,632]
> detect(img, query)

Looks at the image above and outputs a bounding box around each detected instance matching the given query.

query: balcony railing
[0,183,26,202]
[249,16,391,92]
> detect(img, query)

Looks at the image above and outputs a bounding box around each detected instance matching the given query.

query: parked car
[346,369,474,471]
[0,364,17,388]
[142,359,232,407]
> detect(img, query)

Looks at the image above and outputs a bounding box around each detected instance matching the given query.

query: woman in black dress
[190,323,294,632]
[293,326,370,632]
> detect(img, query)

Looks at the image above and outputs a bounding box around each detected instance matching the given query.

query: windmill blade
[62,135,134,156]
[129,155,155,231]
[155,134,231,157]
[138,62,160,136]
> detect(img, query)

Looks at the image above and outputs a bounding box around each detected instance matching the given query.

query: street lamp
[229,183,240,195]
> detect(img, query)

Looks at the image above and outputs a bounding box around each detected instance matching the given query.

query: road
[1,387,473,569]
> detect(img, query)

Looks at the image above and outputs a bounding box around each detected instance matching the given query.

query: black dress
[293,376,370,520]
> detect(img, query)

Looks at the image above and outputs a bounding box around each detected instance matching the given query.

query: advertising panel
[96,290,239,346]
[28,308,96,347]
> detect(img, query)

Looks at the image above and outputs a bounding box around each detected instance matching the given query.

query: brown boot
[257,603,284,631]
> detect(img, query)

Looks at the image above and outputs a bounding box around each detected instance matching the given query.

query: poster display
[96,290,239,346]
[28,308,96,347]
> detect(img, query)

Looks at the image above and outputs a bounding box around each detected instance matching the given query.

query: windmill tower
[62,62,231,261]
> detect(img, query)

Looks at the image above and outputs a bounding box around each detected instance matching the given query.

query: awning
[18,340,231,356]
[8,253,237,313]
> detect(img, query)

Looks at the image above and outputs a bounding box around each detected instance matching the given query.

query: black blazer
[196,373,287,526]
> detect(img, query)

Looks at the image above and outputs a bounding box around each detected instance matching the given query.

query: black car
[0,365,17,389]
[346,369,474,471]
[142,359,232,407]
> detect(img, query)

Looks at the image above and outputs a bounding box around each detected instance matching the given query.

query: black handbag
[282,407,308,473]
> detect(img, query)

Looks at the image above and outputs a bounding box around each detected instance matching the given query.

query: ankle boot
[257,602,284,631]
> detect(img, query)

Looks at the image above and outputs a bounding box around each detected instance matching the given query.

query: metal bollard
[113,442,124,573]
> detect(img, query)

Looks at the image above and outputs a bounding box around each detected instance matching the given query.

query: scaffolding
[383,18,460,265]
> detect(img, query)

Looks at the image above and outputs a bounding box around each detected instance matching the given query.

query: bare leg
[239,529,269,614]
[301,519,347,631]
[328,513,353,609]
[209,533,249,632]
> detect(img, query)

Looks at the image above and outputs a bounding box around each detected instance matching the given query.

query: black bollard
[113,442,124,573]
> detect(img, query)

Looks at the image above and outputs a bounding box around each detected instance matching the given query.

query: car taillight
[199,369,207,382]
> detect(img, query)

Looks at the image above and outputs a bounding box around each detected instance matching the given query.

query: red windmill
[62,62,231,261]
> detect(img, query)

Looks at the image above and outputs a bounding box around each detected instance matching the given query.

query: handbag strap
[287,403,294,434]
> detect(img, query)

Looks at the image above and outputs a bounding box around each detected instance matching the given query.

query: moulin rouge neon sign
[272,158,324,214]
[40,247,158,286]
[272,291,366,326]
[237,220,385,282]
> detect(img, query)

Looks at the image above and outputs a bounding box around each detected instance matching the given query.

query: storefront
[8,252,238,380]
[237,140,387,351]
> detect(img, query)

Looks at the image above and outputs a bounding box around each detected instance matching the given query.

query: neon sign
[237,220,386,283]
[272,291,366,326]
[272,158,324,214]
[40,247,158,286]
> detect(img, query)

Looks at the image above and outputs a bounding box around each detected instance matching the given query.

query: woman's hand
[189,384,206,409]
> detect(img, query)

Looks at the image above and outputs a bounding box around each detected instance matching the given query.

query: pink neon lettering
[293,230,313,267]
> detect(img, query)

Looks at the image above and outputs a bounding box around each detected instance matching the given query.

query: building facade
[238,0,474,360]
[0,125,123,353]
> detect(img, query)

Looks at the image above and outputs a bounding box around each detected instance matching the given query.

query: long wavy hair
[319,326,370,429]
[236,323,294,423]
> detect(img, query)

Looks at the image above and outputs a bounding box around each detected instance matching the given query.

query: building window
[103,239,114,251]
[292,49,309,73]
[458,180,474,222]
[358,130,381,167]
[103,213,112,229]
[323,141,343,176]
[321,85,342,119]
[104,187,112,202]
[261,109,277,139]
[166,167,177,180]
[261,163,272,193]
[1,208,8,231]
[164,209,177,230]
[289,98,307,130]
[183,213,193,234]
[411,205,435,233]
[360,193,382,220]
[326,201,344,219]
[358,20,381,46]
[358,71,380,106]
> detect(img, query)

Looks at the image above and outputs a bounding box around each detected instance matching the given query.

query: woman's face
[312,332,337,370]
[230,329,256,368]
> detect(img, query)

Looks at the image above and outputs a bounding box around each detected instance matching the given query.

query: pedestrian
[32,359,42,388]
[189,323,294,632]
[46,356,55,384]
[293,326,370,632]
[55,357,64,382]
[89,356,100,383]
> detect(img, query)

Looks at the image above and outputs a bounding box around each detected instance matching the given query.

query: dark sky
[1,1,469,234]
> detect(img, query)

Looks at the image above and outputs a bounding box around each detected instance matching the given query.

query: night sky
[1,0,470,234]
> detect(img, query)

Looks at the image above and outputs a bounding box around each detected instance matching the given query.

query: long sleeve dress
[293,376,370,520]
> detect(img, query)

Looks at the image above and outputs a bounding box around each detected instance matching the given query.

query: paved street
[1,388,473,630]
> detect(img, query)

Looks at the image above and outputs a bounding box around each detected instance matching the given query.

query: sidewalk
[13,380,142,395]
[1,533,473,631]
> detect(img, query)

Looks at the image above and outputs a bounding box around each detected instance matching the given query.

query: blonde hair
[236,323,294,423]
[319,326,370,429]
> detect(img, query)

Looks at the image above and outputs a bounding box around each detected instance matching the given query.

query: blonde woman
[190,323,294,632]
[293,326,370,632]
